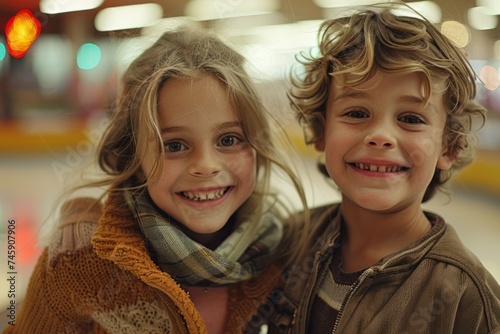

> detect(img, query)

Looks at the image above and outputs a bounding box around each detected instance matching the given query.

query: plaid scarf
[124,189,283,287]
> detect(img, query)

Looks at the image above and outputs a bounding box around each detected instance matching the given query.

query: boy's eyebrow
[333,90,367,102]
[334,90,425,105]
[160,121,242,134]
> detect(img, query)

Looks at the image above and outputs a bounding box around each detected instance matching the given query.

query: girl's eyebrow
[161,126,183,134]
[160,121,242,134]
[217,121,243,130]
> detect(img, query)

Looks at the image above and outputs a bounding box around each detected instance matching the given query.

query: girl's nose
[188,147,222,177]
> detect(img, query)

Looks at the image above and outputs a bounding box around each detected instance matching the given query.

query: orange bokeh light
[5,9,41,58]
[479,65,500,91]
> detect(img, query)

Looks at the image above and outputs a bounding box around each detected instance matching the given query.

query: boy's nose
[364,127,396,148]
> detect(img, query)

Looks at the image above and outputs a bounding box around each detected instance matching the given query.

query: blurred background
[1,0,499,328]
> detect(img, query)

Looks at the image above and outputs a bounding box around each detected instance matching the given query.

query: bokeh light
[0,42,6,61]
[76,43,102,70]
[441,21,470,48]
[5,9,41,58]
[32,36,73,93]
[479,65,500,90]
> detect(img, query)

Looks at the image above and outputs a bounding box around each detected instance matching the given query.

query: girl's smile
[178,186,231,202]
[175,186,235,212]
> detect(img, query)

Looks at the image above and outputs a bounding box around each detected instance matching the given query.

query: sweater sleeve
[2,198,102,333]
[3,248,95,333]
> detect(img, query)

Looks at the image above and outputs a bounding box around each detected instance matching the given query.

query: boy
[260,4,500,333]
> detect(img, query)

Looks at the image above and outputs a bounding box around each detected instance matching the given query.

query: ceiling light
[94,3,163,32]
[477,0,500,15]
[391,1,441,23]
[40,0,104,14]
[314,0,386,8]
[185,0,279,21]
[468,7,498,30]
[318,1,441,24]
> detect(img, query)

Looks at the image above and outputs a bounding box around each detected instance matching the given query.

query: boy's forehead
[330,70,444,94]
[329,71,447,110]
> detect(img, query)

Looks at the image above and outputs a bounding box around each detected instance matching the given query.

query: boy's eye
[399,114,425,124]
[218,134,241,147]
[345,109,369,118]
[164,141,186,152]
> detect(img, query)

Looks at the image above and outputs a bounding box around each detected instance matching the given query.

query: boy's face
[317,71,454,213]
[142,74,256,245]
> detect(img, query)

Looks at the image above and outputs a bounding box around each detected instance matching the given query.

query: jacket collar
[373,211,446,273]
[317,205,447,274]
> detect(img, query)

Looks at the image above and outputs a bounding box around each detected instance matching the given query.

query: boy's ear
[314,137,325,151]
[436,148,456,171]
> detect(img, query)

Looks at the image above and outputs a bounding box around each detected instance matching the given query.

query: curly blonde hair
[289,4,486,202]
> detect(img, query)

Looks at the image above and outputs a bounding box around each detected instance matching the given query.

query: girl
[5,26,308,333]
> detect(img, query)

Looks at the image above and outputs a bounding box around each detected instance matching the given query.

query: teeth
[181,188,228,201]
[354,163,403,173]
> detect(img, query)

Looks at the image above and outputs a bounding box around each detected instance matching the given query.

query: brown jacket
[257,204,500,334]
[4,194,281,333]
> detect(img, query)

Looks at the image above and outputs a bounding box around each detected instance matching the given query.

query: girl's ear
[314,137,326,152]
[437,148,456,171]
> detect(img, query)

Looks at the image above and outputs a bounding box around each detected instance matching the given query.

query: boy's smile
[318,70,455,213]
[349,159,410,175]
[141,74,256,245]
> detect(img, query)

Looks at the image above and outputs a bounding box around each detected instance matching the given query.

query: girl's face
[142,74,256,245]
[317,71,455,213]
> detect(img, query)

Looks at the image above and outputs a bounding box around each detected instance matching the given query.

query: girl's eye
[399,114,425,125]
[218,134,242,147]
[344,109,369,118]
[164,141,186,152]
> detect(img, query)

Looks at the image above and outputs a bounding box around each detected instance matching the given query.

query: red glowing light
[5,9,41,58]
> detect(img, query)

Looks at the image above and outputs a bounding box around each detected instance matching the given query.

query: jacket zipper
[295,251,325,333]
[331,268,374,334]
[330,235,437,334]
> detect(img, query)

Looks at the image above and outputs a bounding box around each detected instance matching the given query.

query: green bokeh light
[0,42,6,61]
[76,43,101,70]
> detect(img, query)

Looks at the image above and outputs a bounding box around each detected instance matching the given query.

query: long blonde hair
[289,3,487,201]
[60,26,309,263]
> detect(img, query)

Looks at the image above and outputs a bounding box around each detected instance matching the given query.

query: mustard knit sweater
[3,194,282,333]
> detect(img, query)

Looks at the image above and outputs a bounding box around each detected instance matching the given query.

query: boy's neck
[338,199,431,272]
